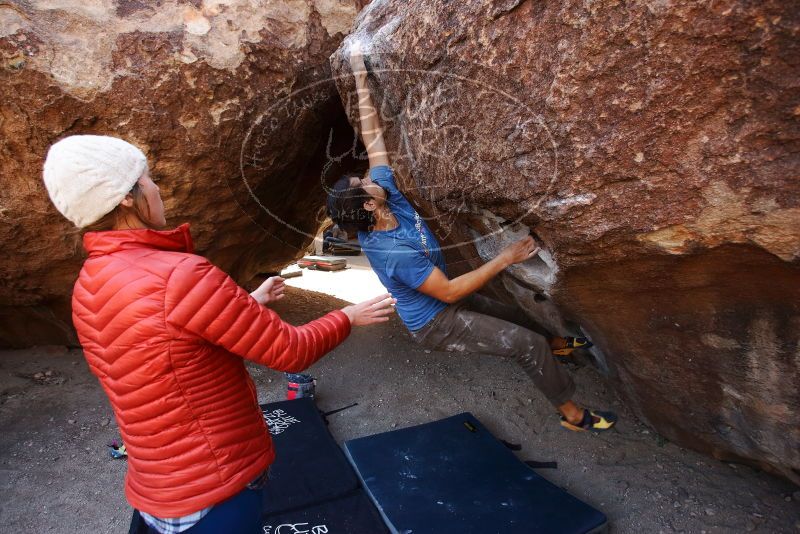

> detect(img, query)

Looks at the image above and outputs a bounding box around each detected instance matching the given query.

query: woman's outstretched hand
[341,293,396,326]
[250,276,286,306]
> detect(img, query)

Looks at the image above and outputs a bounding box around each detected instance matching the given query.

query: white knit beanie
[43,135,148,228]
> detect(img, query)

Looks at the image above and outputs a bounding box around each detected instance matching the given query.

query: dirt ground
[1,286,798,533]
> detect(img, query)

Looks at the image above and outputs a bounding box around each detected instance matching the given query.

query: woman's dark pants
[129,485,264,534]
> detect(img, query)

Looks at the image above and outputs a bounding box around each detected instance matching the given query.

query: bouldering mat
[263,490,390,534]
[344,413,608,534]
[260,398,359,515]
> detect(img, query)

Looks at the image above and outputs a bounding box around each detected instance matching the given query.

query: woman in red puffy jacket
[42,135,395,533]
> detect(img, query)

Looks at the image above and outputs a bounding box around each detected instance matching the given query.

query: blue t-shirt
[358,166,448,331]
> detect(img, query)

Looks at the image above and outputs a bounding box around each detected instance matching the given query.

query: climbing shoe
[560,409,617,433]
[552,336,593,356]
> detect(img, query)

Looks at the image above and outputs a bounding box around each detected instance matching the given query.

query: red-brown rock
[331,0,800,481]
[0,1,364,347]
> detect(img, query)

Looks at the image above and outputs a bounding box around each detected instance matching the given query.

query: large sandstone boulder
[0,0,366,347]
[331,0,800,481]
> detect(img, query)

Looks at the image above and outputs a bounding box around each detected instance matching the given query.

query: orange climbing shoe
[552,336,593,356]
[560,409,617,433]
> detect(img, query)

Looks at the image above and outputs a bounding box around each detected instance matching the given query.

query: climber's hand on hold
[499,236,540,266]
[349,40,367,78]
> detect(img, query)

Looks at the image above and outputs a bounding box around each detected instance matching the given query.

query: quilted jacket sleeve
[164,255,351,372]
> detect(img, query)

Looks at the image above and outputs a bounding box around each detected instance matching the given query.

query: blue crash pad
[344,413,608,534]
[260,398,359,515]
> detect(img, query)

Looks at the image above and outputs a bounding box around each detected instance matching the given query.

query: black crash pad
[259,398,359,515]
[262,490,389,534]
[344,413,608,534]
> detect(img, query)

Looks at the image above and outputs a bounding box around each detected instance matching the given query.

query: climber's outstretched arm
[417,237,539,304]
[350,42,390,168]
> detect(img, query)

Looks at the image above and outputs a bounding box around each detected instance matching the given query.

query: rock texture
[332,0,800,481]
[0,0,366,347]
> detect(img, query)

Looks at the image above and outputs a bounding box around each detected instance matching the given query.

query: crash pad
[344,413,608,534]
[259,398,359,515]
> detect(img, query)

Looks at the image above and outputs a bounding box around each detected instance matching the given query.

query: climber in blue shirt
[327,41,617,433]
[352,164,447,332]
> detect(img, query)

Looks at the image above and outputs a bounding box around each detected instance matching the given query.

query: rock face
[331,0,800,481]
[0,0,366,347]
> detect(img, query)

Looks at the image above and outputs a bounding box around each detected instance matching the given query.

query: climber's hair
[327,173,375,234]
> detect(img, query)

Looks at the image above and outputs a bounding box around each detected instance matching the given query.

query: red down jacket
[71,224,351,517]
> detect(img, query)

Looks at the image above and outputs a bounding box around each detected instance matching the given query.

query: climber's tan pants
[410,295,576,407]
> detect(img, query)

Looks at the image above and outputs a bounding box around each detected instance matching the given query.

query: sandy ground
[1,282,798,533]
[281,253,386,303]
